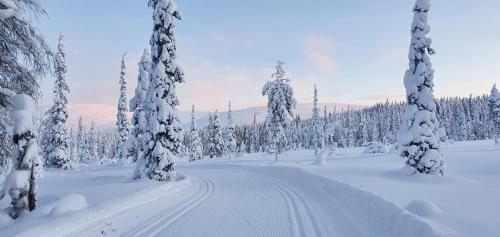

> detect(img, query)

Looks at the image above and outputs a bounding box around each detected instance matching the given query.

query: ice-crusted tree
[0,95,42,218]
[44,33,71,169]
[397,0,445,176]
[225,101,237,158]
[207,112,224,158]
[76,116,85,163]
[262,61,296,161]
[489,84,500,144]
[88,122,98,160]
[136,0,185,181]
[115,53,132,162]
[250,113,260,153]
[189,105,203,161]
[311,84,324,157]
[130,48,151,162]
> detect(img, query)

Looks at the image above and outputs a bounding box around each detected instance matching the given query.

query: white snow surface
[1,140,499,237]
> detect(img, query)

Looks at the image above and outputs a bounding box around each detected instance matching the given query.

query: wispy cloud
[304,36,337,71]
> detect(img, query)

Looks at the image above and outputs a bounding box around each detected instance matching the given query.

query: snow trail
[73,164,445,237]
[124,176,215,237]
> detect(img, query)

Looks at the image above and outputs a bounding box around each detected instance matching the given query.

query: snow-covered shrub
[363,142,387,154]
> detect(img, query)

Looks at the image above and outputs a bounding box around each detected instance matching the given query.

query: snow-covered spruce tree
[0,95,42,218]
[44,33,71,169]
[189,105,203,161]
[130,48,151,163]
[207,111,224,158]
[225,101,237,159]
[88,122,98,160]
[262,61,296,161]
[0,0,51,180]
[76,116,86,163]
[488,84,500,144]
[136,0,184,181]
[397,0,445,176]
[311,84,324,157]
[115,53,132,163]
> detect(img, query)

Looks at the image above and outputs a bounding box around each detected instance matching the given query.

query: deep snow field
[1,140,499,237]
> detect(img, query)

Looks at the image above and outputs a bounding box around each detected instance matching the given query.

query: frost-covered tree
[189,105,203,161]
[225,101,237,158]
[130,48,151,162]
[88,122,98,160]
[136,0,184,181]
[115,53,132,162]
[262,61,296,161]
[207,112,224,158]
[0,95,42,218]
[311,84,324,157]
[44,33,71,169]
[488,84,500,144]
[76,116,85,163]
[397,0,445,176]
[0,0,51,180]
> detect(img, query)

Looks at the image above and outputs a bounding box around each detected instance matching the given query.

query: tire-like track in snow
[123,176,215,237]
[77,164,441,237]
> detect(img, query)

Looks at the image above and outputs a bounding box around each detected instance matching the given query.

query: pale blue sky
[38,0,500,113]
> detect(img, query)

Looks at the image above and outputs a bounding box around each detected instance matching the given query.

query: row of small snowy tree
[184,85,499,159]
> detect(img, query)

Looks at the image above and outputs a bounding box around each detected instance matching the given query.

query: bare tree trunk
[28,157,37,211]
[274,142,278,162]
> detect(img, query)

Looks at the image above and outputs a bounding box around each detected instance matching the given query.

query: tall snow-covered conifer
[488,84,500,144]
[397,0,445,175]
[44,33,71,169]
[130,49,151,162]
[115,53,132,162]
[136,0,185,181]
[189,105,203,161]
[225,101,237,158]
[262,61,296,161]
[311,84,324,157]
[207,111,224,158]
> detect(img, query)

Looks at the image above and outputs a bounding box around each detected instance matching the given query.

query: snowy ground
[1,140,499,237]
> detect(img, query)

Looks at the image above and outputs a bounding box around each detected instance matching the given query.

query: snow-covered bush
[363,142,387,154]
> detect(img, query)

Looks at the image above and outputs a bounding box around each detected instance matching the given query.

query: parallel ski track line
[260,174,322,237]
[125,176,215,237]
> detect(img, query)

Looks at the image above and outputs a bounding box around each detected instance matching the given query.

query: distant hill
[66,103,364,129]
[186,103,365,128]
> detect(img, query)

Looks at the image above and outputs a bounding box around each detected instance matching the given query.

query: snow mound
[406,200,443,218]
[0,210,12,228]
[363,142,387,154]
[48,194,88,216]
